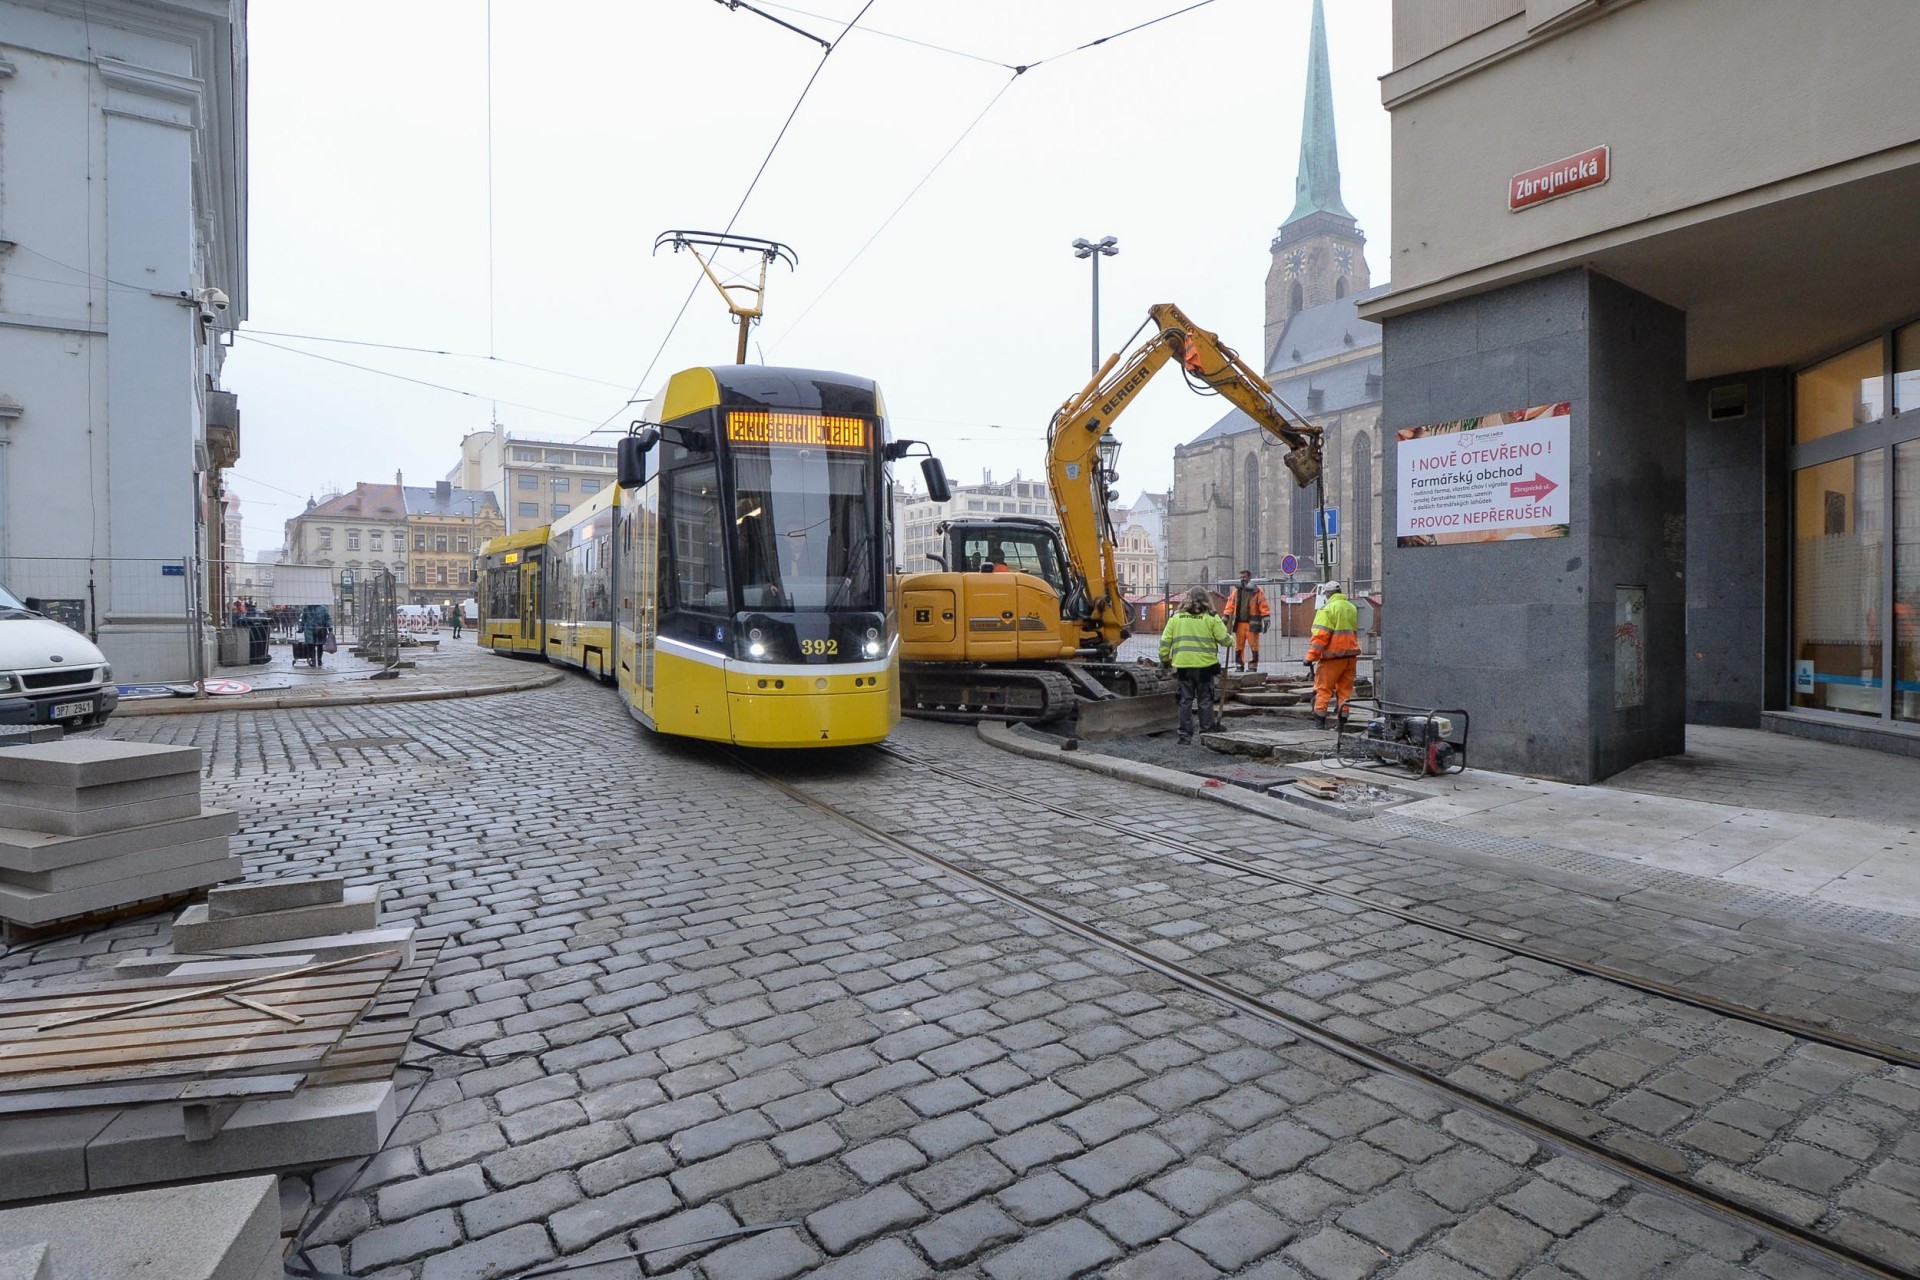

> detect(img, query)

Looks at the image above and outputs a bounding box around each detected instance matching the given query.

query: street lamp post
[1071,236,1118,374]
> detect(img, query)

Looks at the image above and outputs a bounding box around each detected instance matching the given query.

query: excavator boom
[1047,303,1323,653]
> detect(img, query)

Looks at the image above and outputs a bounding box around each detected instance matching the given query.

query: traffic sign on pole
[1279,553,1299,576]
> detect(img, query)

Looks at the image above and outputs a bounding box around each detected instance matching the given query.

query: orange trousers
[1233,622,1262,668]
[1313,655,1356,715]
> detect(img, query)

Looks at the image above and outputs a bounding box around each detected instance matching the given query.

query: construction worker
[1221,570,1271,671]
[1304,580,1360,728]
[1159,586,1232,745]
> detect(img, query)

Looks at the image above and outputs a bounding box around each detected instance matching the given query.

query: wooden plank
[26,951,397,1030]
[3,990,385,1053]
[0,1013,362,1082]
[0,955,400,1016]
[0,1073,305,1117]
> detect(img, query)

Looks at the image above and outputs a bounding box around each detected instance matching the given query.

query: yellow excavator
[898,302,1325,736]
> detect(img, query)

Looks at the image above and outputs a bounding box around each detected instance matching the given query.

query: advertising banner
[1396,403,1571,547]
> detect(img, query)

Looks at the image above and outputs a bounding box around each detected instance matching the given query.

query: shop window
[1896,321,1920,415]
[1897,441,1920,723]
[1796,339,1886,443]
[1791,453,1885,717]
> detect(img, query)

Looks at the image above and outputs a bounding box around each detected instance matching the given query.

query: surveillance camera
[196,287,230,313]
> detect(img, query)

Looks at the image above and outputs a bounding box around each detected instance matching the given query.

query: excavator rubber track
[899,666,1081,726]
[899,663,1178,739]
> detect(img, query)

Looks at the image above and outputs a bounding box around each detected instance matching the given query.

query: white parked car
[0,584,116,729]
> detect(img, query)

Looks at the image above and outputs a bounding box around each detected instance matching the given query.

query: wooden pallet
[0,952,399,1108]
[308,935,446,1087]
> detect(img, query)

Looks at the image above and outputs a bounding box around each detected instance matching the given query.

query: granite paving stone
[36,675,1920,1280]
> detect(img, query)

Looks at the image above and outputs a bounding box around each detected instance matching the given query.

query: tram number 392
[800,638,839,656]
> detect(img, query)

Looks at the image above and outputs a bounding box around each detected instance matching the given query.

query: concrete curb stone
[114,670,565,716]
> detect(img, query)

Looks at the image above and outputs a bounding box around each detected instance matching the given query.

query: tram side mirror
[618,429,659,488]
[921,457,952,504]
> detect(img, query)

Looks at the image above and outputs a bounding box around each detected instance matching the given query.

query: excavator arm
[1046,302,1324,654]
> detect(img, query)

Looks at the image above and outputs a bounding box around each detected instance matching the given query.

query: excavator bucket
[1072,690,1179,740]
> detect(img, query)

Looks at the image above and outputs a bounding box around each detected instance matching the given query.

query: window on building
[370,532,383,552]
[552,503,570,519]
[457,536,469,552]
[415,565,428,584]
[518,501,539,518]
[318,529,332,550]
[546,449,568,464]
[514,448,537,462]
[1292,477,1315,572]
[436,566,448,585]
[414,534,426,551]
[551,477,571,492]
[347,530,361,551]
[1352,433,1375,590]
[1243,455,1261,573]
[435,536,448,552]
[1790,321,1920,727]
[518,473,539,489]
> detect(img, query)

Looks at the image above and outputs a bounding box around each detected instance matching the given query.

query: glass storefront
[1897,440,1919,723]
[1790,320,1920,730]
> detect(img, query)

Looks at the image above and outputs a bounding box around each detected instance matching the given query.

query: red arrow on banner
[1509,474,1559,502]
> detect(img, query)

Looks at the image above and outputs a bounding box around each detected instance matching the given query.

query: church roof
[1284,0,1354,226]
[1185,284,1387,447]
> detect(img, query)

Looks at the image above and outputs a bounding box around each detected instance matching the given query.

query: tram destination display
[726,411,868,449]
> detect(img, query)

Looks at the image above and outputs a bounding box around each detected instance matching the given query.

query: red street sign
[1510,145,1609,211]
[1509,474,1560,502]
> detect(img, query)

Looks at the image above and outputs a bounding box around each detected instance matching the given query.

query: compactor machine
[898,303,1327,737]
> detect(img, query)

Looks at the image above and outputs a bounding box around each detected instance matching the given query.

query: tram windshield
[730,446,879,612]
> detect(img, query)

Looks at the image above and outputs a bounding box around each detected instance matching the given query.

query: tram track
[726,743,1920,1280]
[873,742,1920,1071]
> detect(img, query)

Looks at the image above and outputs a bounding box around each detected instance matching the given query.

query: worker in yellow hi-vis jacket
[1305,581,1360,729]
[1160,587,1232,745]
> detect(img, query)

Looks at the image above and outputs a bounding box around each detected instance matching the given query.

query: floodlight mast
[653,231,799,364]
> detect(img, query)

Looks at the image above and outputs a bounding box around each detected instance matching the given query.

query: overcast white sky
[221,0,1392,555]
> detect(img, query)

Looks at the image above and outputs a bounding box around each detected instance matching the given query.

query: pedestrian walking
[450,608,463,639]
[1221,570,1271,671]
[298,603,332,669]
[1159,586,1232,745]
[1305,580,1360,728]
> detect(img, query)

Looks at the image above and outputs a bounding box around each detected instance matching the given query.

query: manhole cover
[325,735,414,750]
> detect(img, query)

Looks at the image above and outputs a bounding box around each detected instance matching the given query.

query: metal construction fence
[358,570,400,667]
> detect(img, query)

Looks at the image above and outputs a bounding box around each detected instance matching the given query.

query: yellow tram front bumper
[723,663,900,748]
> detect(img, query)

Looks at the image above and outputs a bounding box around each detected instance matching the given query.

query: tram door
[635,485,659,710]
[518,552,542,644]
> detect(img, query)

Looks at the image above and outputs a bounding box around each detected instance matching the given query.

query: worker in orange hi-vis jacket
[1304,580,1360,729]
[1220,570,1271,671]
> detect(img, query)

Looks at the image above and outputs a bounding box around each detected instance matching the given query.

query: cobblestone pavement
[3,676,1914,1278]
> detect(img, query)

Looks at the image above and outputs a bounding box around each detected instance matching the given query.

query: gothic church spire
[1285,0,1354,226]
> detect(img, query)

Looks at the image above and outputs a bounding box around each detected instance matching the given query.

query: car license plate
[49,700,94,720]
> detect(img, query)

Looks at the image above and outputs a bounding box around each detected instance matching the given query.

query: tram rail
[725,743,1920,1280]
[873,742,1920,1071]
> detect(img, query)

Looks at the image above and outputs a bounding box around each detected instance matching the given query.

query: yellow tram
[477,364,948,749]
[476,526,550,657]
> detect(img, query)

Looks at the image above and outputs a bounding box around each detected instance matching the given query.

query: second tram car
[478,526,550,657]
[477,364,941,749]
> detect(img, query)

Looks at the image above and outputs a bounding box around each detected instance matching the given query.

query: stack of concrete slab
[0,742,239,941]
[159,876,413,967]
[0,1175,284,1280]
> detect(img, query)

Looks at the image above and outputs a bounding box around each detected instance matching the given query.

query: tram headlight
[862,626,882,659]
[748,641,767,659]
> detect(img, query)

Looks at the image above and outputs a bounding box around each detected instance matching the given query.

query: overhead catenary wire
[580,0,880,442]
[235,335,601,425]
[240,329,633,390]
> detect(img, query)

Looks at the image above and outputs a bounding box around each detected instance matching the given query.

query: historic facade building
[1167,0,1383,597]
